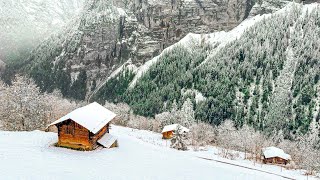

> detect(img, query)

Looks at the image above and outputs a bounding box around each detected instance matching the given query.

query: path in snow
[0,126,309,180]
[196,156,294,180]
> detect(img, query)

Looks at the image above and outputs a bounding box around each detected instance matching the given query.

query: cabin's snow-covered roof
[98,134,117,148]
[49,102,116,134]
[262,146,291,160]
[161,124,189,133]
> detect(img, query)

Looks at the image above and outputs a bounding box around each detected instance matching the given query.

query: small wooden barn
[161,124,189,139]
[262,147,291,165]
[49,102,118,151]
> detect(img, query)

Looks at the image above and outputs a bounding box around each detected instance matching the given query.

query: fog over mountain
[0,0,85,61]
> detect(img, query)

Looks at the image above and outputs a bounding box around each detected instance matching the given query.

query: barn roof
[161,124,189,133]
[262,146,291,160]
[49,102,116,134]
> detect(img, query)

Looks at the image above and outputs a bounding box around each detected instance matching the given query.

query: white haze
[0,0,85,61]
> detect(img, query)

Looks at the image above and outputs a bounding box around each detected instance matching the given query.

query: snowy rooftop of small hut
[49,102,116,134]
[161,124,189,133]
[262,146,291,160]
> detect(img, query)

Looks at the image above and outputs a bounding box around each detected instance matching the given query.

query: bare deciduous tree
[0,76,77,131]
[189,123,215,149]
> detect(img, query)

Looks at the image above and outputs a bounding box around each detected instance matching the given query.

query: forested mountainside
[1,0,319,137]
[95,3,320,137]
[24,0,124,100]
[1,0,255,98]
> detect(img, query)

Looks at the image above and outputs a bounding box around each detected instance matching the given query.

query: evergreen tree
[181,98,196,126]
[170,125,189,151]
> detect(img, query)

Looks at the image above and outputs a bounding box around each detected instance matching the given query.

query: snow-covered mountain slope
[129,2,318,88]
[93,2,320,136]
[93,0,291,99]
[129,13,271,88]
[23,0,127,100]
[7,0,257,100]
[0,126,316,180]
[0,0,85,61]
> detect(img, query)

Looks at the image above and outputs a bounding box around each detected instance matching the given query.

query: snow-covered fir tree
[170,125,189,151]
[181,98,196,126]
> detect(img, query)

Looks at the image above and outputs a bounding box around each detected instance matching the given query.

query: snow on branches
[0,76,77,131]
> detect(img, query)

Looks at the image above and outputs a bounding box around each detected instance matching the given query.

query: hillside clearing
[0,126,317,180]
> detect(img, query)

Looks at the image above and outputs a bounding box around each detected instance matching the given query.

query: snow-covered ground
[0,126,317,180]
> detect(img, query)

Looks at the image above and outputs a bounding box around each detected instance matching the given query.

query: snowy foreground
[0,126,318,180]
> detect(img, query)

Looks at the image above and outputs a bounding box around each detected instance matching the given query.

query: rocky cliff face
[248,0,320,17]
[118,0,253,65]
[25,0,254,98]
[249,0,290,17]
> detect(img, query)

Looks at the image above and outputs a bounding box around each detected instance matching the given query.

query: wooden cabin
[49,102,118,151]
[161,124,189,139]
[162,130,174,139]
[263,156,289,165]
[262,147,291,165]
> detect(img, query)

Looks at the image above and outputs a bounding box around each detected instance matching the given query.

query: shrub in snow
[215,121,241,159]
[170,125,189,151]
[216,120,238,150]
[237,124,271,160]
[294,129,320,175]
[217,147,240,160]
[127,115,151,130]
[105,102,131,126]
[155,111,176,129]
[216,120,273,161]
[106,101,162,132]
[276,120,320,174]
[189,123,216,149]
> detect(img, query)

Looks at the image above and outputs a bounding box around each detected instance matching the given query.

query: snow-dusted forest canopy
[94,4,320,139]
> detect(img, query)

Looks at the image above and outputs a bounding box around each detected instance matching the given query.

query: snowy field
[0,126,318,180]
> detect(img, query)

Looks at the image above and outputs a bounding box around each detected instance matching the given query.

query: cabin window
[65,125,74,135]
